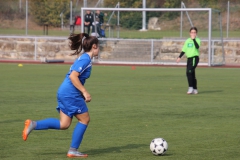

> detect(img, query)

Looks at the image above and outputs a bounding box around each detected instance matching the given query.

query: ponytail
[68,33,98,56]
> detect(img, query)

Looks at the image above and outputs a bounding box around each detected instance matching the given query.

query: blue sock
[35,118,60,130]
[70,122,88,149]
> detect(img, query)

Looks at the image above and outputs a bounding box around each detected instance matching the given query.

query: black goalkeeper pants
[186,56,199,89]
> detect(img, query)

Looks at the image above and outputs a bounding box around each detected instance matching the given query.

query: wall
[0,36,239,65]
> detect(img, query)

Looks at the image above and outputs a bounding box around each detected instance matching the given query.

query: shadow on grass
[84,144,147,155]
[0,119,22,123]
[35,143,174,157]
[199,90,223,94]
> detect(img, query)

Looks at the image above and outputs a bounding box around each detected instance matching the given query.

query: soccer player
[22,33,99,158]
[176,27,201,94]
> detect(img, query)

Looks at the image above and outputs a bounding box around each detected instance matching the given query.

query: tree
[162,0,181,19]
[29,0,70,27]
[104,0,163,30]
[0,0,24,20]
[198,0,218,8]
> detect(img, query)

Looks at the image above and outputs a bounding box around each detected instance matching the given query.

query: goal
[80,7,224,66]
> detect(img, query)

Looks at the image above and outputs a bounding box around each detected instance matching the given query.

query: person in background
[176,27,201,94]
[84,10,93,35]
[22,33,99,158]
[72,15,81,32]
[92,10,105,37]
[95,10,104,25]
[74,15,81,26]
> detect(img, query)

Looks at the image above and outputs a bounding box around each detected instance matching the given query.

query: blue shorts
[56,94,88,118]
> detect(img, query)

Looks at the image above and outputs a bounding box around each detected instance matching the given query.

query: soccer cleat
[187,87,193,94]
[67,151,88,158]
[22,119,35,141]
[193,89,198,94]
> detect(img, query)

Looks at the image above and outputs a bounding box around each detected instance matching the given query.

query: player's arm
[192,39,199,49]
[176,51,185,63]
[69,71,91,102]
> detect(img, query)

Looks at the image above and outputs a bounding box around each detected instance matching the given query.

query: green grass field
[0,63,240,160]
[1,28,240,38]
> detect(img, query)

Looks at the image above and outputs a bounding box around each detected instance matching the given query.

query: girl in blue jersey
[22,33,99,158]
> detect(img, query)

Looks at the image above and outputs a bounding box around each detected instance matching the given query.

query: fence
[0,0,239,38]
[1,35,239,66]
[0,0,239,66]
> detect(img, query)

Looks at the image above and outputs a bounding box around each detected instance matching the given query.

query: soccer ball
[150,138,168,156]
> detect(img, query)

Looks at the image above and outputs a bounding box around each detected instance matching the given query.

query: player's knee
[80,117,90,125]
[85,117,91,124]
[186,69,193,75]
[60,122,71,130]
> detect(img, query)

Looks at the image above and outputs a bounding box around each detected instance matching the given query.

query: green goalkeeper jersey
[182,38,201,58]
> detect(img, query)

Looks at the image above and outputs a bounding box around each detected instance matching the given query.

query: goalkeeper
[177,27,201,94]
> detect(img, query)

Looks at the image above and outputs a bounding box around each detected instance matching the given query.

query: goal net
[80,7,224,66]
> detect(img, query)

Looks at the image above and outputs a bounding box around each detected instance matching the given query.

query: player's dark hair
[190,27,198,33]
[68,33,99,55]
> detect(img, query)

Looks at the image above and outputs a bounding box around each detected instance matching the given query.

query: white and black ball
[150,138,168,156]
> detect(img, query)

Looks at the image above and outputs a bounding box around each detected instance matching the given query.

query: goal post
[80,7,219,66]
[211,9,225,66]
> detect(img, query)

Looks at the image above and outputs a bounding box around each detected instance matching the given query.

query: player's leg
[88,25,91,35]
[84,25,87,34]
[92,25,95,33]
[96,24,102,37]
[67,112,90,158]
[35,110,71,130]
[192,70,197,93]
[22,118,60,141]
[192,57,199,94]
[84,25,90,35]
[22,110,72,141]
[22,93,73,141]
[186,58,194,94]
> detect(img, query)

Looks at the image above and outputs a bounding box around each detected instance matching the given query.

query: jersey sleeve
[71,58,91,74]
[182,40,188,52]
[196,38,201,47]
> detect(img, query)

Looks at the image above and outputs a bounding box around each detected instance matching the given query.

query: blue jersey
[57,53,92,96]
